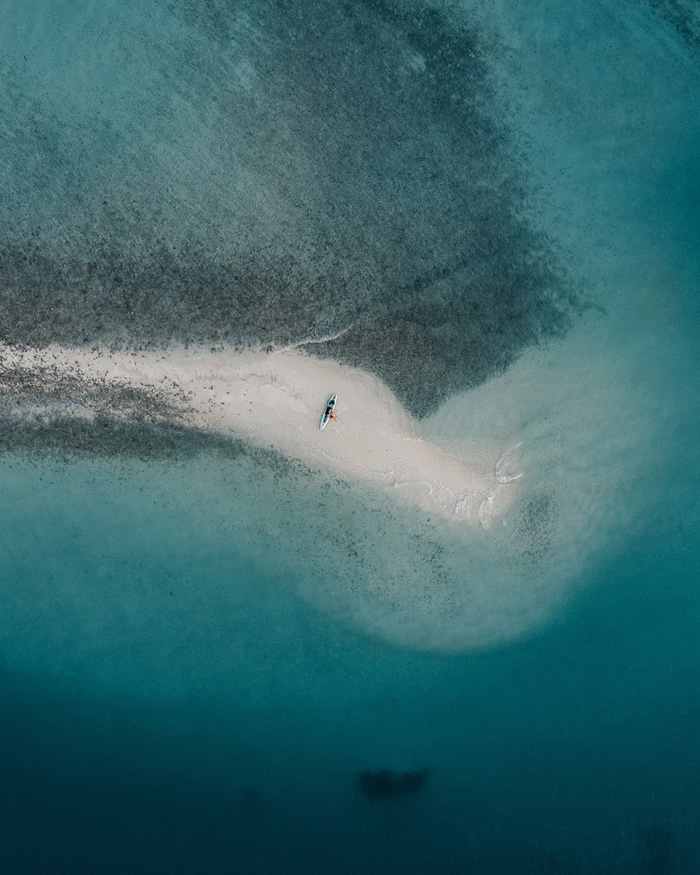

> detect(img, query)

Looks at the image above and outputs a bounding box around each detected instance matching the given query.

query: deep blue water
[1,0,699,872]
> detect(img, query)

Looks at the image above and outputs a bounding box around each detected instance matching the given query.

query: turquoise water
[1,0,699,872]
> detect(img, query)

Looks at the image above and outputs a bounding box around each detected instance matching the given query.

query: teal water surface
[1,0,699,872]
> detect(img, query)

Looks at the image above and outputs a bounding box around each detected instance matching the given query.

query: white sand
[0,343,520,524]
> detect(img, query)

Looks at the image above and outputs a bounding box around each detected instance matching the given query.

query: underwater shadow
[358,768,429,800]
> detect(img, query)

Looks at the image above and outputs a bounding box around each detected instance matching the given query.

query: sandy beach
[0,343,520,524]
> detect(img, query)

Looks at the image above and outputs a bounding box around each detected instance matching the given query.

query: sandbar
[0,343,520,524]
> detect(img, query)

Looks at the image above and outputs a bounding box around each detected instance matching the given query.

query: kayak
[319,394,337,430]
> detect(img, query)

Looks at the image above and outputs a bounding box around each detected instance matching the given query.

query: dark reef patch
[0,357,310,475]
[0,0,581,418]
[514,491,557,566]
[646,0,700,50]
[0,359,187,423]
[0,242,356,351]
[0,414,239,462]
[0,408,314,487]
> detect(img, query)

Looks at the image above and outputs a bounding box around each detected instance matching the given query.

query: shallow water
[1,0,699,872]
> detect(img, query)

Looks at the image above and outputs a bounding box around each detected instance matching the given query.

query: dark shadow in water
[240,787,264,812]
[359,768,429,800]
[644,825,674,875]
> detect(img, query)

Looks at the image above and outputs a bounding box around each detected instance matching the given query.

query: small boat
[319,394,337,430]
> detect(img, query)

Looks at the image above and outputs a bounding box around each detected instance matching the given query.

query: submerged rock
[358,768,428,799]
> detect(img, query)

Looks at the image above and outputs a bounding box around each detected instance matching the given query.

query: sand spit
[0,344,519,524]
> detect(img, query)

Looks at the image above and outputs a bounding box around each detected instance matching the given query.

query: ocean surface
[1,0,699,872]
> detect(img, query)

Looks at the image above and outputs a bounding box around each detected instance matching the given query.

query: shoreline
[0,343,520,524]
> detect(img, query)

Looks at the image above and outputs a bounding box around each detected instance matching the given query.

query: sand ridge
[0,343,520,524]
